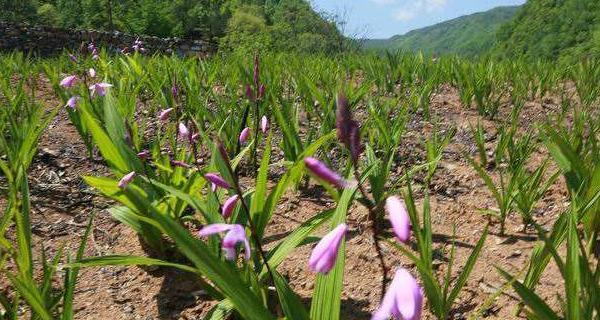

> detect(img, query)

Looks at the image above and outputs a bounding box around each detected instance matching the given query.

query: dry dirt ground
[1,78,568,319]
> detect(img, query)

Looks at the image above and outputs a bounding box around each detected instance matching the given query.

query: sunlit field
[0,47,598,319]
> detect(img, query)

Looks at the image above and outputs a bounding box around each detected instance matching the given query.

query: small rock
[41,148,59,157]
[508,250,522,258]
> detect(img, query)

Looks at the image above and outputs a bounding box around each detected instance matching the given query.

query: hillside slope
[494,0,600,61]
[364,5,520,57]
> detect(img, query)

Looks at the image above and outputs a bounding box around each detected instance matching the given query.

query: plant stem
[251,100,260,171]
[225,161,278,293]
[352,166,388,300]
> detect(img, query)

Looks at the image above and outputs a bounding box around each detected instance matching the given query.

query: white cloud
[394,9,416,21]
[423,0,447,12]
[392,0,448,21]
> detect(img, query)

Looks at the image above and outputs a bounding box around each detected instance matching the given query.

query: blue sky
[310,0,527,39]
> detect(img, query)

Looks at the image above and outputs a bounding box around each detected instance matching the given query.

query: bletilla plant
[8,49,595,320]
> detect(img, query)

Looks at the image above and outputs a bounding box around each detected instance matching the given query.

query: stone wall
[0,22,215,57]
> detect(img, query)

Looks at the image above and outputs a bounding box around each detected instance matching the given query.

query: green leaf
[447,226,488,309]
[564,212,580,320]
[497,267,560,320]
[7,275,52,320]
[203,299,234,320]
[79,105,129,172]
[68,255,199,274]
[62,215,95,320]
[261,209,334,279]
[251,132,271,222]
[273,270,310,320]
[122,188,275,320]
[309,184,358,320]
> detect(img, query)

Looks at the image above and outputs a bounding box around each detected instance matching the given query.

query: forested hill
[493,0,600,61]
[0,0,345,53]
[364,6,520,57]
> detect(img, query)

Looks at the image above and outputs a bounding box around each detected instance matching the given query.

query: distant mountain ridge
[363,5,521,57]
[493,0,600,61]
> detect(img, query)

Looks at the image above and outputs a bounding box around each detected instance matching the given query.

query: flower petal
[304,157,347,189]
[386,196,411,244]
[198,223,233,237]
[393,268,423,320]
[221,195,239,219]
[308,223,347,274]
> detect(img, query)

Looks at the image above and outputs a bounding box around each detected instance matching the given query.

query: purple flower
[304,157,347,189]
[253,54,260,88]
[239,127,250,144]
[118,171,136,189]
[178,122,190,140]
[88,68,96,78]
[66,96,79,109]
[68,54,78,63]
[171,160,191,168]
[60,75,78,88]
[258,84,265,100]
[137,150,150,160]
[261,116,269,134]
[336,93,362,161]
[245,85,254,101]
[158,108,173,121]
[199,224,251,260]
[336,93,352,143]
[172,84,179,99]
[205,173,230,190]
[221,195,239,219]
[372,268,423,320]
[385,196,411,244]
[89,83,112,97]
[309,223,347,274]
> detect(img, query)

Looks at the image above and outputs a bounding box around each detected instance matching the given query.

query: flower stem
[352,166,388,301]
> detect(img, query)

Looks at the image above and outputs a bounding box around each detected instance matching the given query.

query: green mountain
[494,0,600,61]
[364,5,521,57]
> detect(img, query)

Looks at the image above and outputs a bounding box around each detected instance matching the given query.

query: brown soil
[1,79,568,319]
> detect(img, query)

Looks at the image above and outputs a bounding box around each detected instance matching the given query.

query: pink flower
[191,133,200,142]
[158,108,173,121]
[118,171,136,189]
[239,127,250,144]
[304,157,347,189]
[89,83,112,97]
[309,223,347,274]
[66,96,79,109]
[199,224,251,260]
[178,122,190,140]
[88,68,96,78]
[258,84,265,100]
[137,150,150,160]
[221,195,239,219]
[385,196,411,244]
[372,268,423,320]
[205,173,230,190]
[60,75,78,88]
[260,116,269,133]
